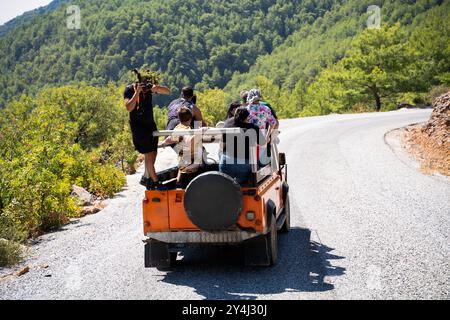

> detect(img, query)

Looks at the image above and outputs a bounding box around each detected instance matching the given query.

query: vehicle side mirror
[279,153,286,166]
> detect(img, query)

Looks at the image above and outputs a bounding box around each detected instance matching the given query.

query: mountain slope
[0,1,67,37]
[225,0,446,94]
[0,0,340,107]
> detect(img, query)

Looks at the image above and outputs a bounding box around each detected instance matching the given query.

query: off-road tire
[170,252,178,265]
[266,215,278,265]
[280,194,291,233]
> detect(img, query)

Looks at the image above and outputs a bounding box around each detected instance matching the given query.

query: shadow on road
[160,227,345,299]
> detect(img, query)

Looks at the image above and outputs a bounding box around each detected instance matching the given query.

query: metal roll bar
[154,128,280,183]
[153,128,242,137]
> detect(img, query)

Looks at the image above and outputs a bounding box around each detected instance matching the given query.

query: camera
[132,68,159,92]
[139,82,153,91]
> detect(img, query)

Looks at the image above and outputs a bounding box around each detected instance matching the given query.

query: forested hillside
[0,0,339,107]
[0,0,66,37]
[225,0,450,116]
[1,0,447,112]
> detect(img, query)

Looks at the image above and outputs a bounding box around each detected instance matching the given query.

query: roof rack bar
[153,128,242,137]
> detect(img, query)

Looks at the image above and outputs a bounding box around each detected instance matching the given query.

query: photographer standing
[124,73,171,190]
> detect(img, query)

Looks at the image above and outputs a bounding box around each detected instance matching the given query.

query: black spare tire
[184,172,243,232]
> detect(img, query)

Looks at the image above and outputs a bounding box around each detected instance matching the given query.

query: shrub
[429,85,450,102]
[0,240,23,267]
[0,213,26,267]
[0,84,133,240]
[196,89,228,125]
[87,164,126,199]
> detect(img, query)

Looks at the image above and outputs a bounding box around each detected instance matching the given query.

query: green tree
[338,24,417,111]
[304,23,418,114]
[409,9,450,88]
[196,89,228,126]
[303,64,363,116]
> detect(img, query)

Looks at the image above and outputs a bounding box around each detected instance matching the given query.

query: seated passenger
[219,107,266,185]
[246,89,279,166]
[226,102,241,120]
[241,89,278,120]
[246,89,279,131]
[160,107,203,187]
[240,90,249,106]
[166,87,206,130]
[216,102,241,128]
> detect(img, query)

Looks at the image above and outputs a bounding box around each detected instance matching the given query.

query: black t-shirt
[124,84,154,123]
[222,118,266,161]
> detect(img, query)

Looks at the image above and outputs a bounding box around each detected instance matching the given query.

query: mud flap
[144,240,170,269]
[243,235,271,267]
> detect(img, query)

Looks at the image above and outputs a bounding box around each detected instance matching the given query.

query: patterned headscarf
[246,88,263,104]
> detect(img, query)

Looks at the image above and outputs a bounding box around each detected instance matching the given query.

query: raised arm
[124,84,142,113]
[152,85,171,95]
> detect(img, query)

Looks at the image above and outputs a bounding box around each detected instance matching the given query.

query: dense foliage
[226,0,450,115]
[0,85,141,244]
[0,0,339,108]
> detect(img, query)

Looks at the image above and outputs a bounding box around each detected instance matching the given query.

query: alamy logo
[67,5,81,30]
[367,5,381,29]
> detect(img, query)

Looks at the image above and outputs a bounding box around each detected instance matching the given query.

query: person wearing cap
[166,86,206,130]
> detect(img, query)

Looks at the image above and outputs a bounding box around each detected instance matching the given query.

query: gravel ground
[0,109,448,300]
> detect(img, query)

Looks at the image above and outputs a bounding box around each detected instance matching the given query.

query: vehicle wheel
[156,250,178,271]
[145,240,171,270]
[280,194,291,233]
[170,252,178,265]
[243,214,278,267]
[266,215,278,265]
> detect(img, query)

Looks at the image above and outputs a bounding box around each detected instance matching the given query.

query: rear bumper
[145,230,262,244]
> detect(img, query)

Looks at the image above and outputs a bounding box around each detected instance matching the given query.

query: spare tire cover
[184,172,243,232]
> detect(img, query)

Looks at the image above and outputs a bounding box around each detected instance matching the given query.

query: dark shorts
[130,119,158,154]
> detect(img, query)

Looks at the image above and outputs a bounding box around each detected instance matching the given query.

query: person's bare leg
[143,153,149,178]
[145,151,158,182]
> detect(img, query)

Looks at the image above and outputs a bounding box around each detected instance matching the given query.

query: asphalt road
[1,109,449,300]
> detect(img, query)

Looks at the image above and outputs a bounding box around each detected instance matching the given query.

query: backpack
[167,98,194,122]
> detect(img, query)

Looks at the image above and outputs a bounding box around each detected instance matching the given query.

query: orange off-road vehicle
[142,128,290,268]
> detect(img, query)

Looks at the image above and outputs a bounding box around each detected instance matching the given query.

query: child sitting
[160,107,203,187]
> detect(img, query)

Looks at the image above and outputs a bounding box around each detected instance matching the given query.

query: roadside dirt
[400,92,450,176]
